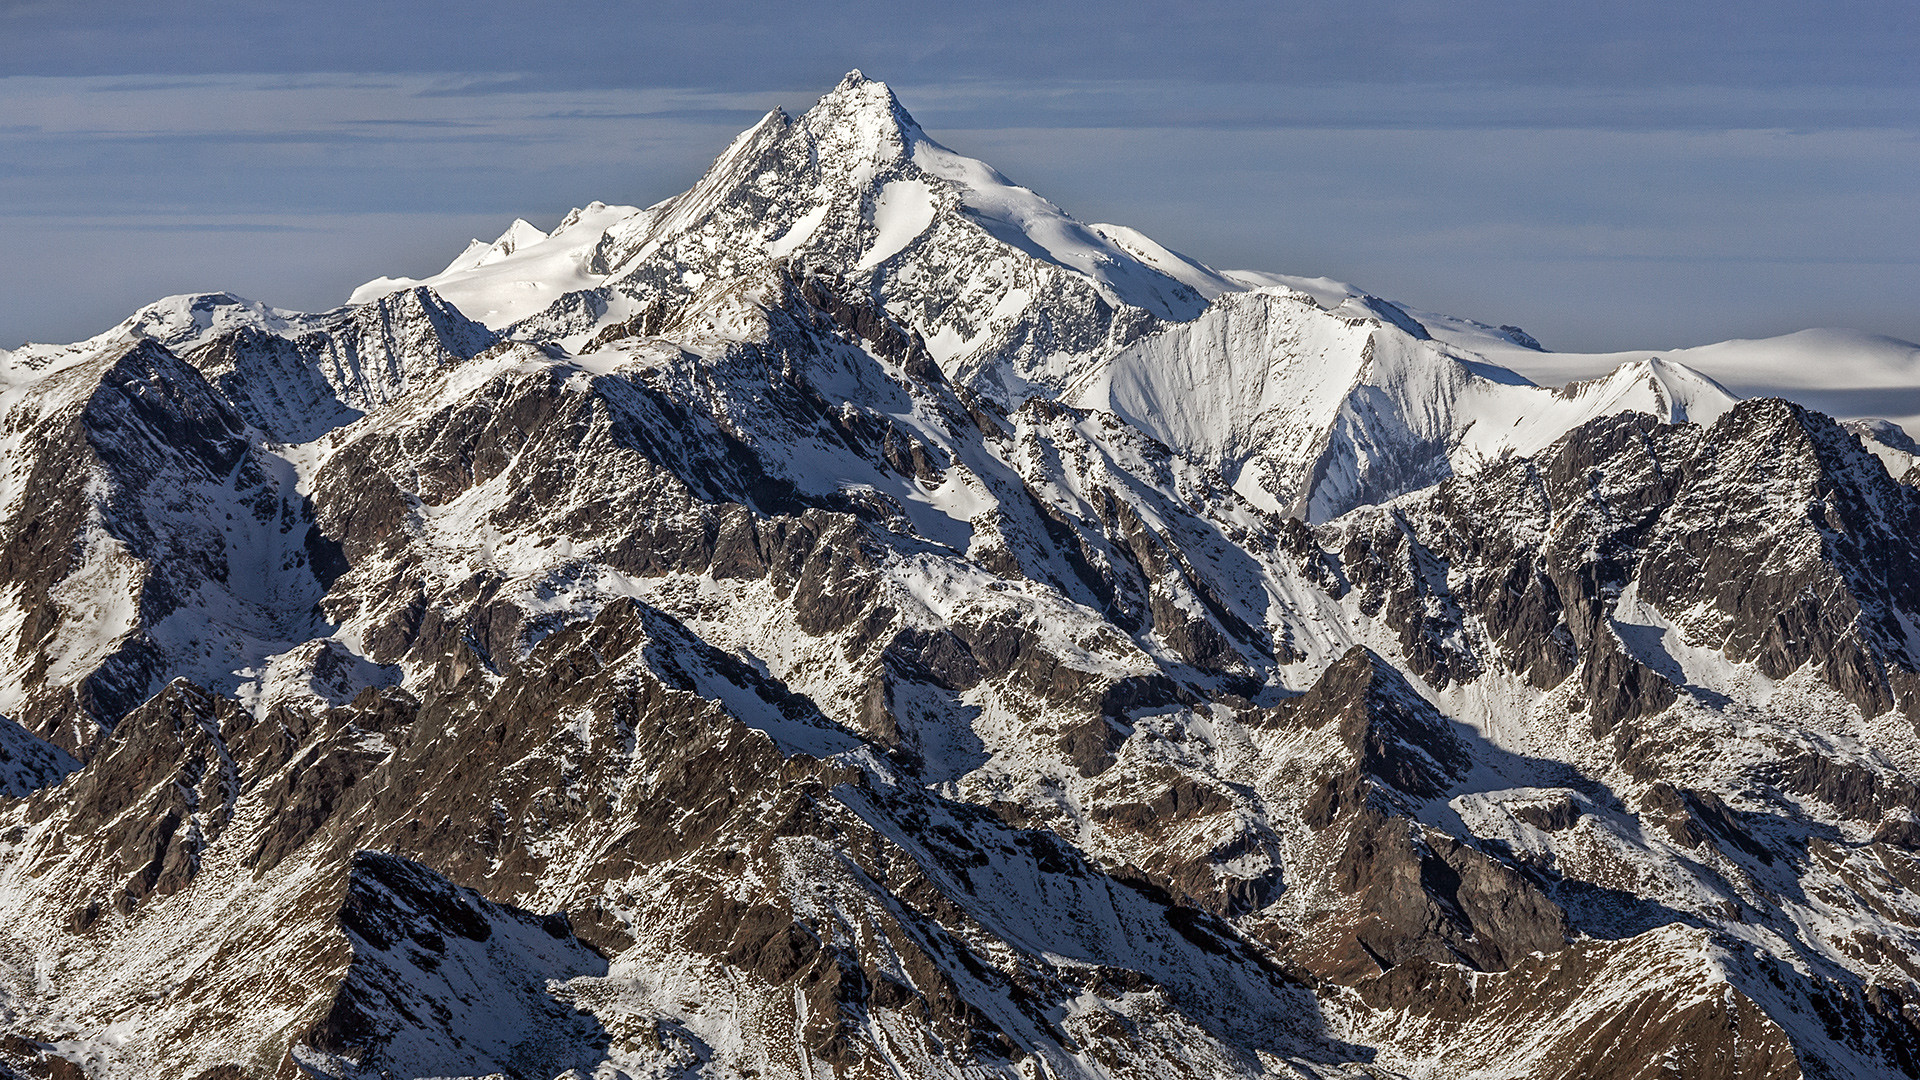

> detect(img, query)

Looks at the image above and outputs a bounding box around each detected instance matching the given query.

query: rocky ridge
[0,73,1916,1080]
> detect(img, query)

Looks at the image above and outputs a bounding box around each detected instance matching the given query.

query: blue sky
[2,0,1915,352]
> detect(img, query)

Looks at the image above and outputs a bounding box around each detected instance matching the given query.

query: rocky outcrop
[303,852,609,1080]
[1326,400,1920,731]
[1265,650,1568,982]
[0,337,329,755]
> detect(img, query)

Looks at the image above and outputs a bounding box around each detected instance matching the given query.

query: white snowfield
[349,201,642,328]
[1444,324,1920,434]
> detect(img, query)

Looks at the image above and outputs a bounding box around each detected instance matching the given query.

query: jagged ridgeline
[1,71,1918,1080]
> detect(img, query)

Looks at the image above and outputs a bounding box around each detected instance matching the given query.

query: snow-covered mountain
[342,72,1913,517]
[1066,288,1737,520]
[1,72,1919,1080]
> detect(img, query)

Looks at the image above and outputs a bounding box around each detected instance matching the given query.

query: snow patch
[764,204,828,260]
[855,179,937,271]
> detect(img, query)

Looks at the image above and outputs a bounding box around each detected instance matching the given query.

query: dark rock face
[1285,647,1471,805]
[1319,401,1920,808]
[1268,650,1568,982]
[1,74,1918,1080]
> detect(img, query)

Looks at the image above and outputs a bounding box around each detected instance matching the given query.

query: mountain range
[0,71,1917,1080]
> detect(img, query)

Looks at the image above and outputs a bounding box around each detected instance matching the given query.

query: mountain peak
[805,68,922,145]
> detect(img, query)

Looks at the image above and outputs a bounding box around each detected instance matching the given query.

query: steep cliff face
[1,74,1918,1080]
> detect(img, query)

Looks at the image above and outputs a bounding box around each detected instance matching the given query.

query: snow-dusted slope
[0,717,75,797]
